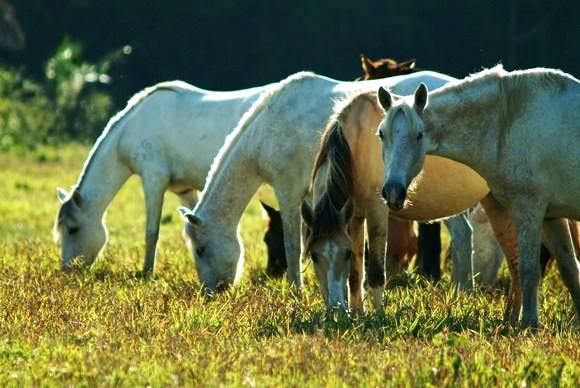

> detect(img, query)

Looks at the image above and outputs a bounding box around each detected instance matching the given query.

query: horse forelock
[308,195,345,247]
[386,103,422,139]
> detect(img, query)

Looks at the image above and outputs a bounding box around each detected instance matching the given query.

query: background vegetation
[1,0,579,148]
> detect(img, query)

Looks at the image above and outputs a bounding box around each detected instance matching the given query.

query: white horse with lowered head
[177,70,460,292]
[54,80,274,272]
[376,65,580,327]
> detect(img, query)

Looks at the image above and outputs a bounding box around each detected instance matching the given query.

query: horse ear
[301,199,313,227]
[71,190,83,208]
[57,187,69,203]
[377,86,392,110]
[414,83,428,112]
[340,199,354,224]
[399,58,416,70]
[178,207,204,227]
[360,53,373,73]
[260,201,279,220]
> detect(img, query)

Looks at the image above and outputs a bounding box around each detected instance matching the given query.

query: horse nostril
[383,181,407,211]
[381,185,389,200]
[397,186,407,202]
[388,188,399,206]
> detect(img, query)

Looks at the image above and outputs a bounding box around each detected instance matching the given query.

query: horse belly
[400,156,489,220]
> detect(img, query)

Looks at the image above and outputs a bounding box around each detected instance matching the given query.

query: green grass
[0,145,578,386]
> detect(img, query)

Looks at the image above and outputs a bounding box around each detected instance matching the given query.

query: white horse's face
[55,188,107,270]
[179,208,243,292]
[301,199,354,313]
[376,84,429,211]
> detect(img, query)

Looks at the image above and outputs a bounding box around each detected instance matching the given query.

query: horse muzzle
[382,181,407,211]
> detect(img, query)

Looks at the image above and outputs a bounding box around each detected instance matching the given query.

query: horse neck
[75,133,131,218]
[424,80,501,174]
[341,96,384,200]
[195,139,263,229]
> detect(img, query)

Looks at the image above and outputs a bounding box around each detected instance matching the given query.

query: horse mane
[435,64,575,97]
[308,119,353,238]
[199,71,317,202]
[308,90,377,239]
[429,64,578,149]
[75,81,190,190]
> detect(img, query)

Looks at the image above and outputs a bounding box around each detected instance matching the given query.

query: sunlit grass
[0,145,578,386]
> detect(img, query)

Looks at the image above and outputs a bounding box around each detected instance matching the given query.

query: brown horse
[261,54,420,278]
[360,54,416,80]
[260,201,287,278]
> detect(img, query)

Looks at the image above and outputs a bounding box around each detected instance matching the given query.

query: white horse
[54,80,275,272]
[178,70,462,291]
[376,65,580,327]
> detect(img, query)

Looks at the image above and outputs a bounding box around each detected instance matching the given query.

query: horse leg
[539,244,552,277]
[444,213,474,290]
[417,222,441,281]
[542,218,580,326]
[365,202,388,311]
[511,200,545,328]
[142,174,168,274]
[480,194,521,323]
[386,218,414,274]
[570,221,580,257]
[348,215,365,314]
[275,191,303,288]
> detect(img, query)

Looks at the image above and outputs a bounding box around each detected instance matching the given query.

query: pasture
[0,145,578,386]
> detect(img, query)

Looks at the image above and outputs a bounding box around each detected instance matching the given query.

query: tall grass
[0,146,578,386]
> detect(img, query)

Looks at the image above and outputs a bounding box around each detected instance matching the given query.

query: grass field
[0,145,578,386]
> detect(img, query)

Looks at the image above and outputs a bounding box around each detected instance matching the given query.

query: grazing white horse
[376,65,580,327]
[54,80,274,272]
[178,70,458,291]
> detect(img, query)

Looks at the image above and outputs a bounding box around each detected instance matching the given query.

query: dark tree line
[2,0,579,113]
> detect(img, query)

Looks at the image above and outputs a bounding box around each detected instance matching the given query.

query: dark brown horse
[261,201,287,277]
[360,53,416,79]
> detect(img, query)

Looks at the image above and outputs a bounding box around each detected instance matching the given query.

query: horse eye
[311,252,319,263]
[69,227,79,235]
[196,246,206,256]
[416,132,423,141]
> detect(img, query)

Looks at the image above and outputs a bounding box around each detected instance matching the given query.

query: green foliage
[44,39,118,141]
[0,40,120,151]
[0,146,579,385]
[0,68,54,150]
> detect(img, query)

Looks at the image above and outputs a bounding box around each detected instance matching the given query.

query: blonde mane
[307,91,380,240]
